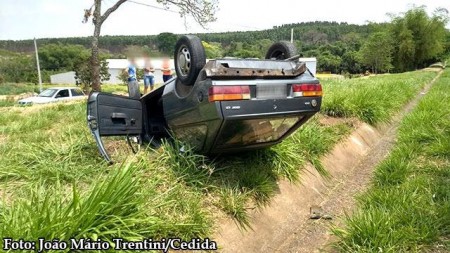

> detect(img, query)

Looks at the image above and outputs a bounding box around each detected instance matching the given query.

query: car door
[70,88,85,99]
[54,89,71,101]
[87,92,143,162]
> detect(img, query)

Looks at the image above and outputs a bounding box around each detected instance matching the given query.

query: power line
[126,0,178,13]
[123,0,265,32]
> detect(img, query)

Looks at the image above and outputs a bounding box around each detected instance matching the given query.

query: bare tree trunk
[91,0,102,92]
[89,0,127,92]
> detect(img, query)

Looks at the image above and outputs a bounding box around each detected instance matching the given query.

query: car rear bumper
[220,97,321,119]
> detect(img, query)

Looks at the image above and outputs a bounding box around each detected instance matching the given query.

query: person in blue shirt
[125,58,139,98]
[126,58,137,82]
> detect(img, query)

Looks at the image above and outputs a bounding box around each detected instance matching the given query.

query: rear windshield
[215,116,302,148]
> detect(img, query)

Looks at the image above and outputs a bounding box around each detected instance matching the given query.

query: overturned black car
[87,35,322,162]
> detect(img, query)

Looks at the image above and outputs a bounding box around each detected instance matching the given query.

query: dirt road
[214,71,442,253]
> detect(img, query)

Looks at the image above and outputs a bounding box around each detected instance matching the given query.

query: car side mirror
[55,94,61,98]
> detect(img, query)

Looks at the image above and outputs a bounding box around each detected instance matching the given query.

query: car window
[56,89,70,98]
[71,89,84,96]
[215,117,302,148]
[38,89,58,97]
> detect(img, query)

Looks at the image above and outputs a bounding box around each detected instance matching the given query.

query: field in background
[0,69,442,243]
[334,68,450,252]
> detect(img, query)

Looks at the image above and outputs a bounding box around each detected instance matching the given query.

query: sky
[0,0,449,40]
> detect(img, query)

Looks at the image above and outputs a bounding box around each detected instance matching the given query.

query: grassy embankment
[334,69,450,252]
[0,70,438,242]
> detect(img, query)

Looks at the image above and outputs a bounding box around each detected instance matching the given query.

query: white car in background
[18,87,86,105]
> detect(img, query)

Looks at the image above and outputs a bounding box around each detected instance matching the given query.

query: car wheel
[265,41,298,60]
[174,35,206,86]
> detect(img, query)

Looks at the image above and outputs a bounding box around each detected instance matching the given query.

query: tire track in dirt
[214,71,443,253]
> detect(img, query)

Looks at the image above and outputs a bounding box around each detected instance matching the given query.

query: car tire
[174,35,206,86]
[265,41,298,60]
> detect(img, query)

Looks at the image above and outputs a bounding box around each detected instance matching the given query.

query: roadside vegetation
[334,68,450,252]
[0,99,352,235]
[0,68,441,242]
[322,70,437,124]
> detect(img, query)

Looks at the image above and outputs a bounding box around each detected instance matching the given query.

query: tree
[0,55,37,83]
[123,45,148,58]
[341,50,362,74]
[358,32,393,73]
[390,7,449,70]
[117,68,144,85]
[202,41,223,58]
[316,51,342,73]
[156,33,179,55]
[38,43,90,71]
[75,56,111,91]
[83,0,218,92]
[341,32,362,51]
[391,23,415,72]
[303,30,328,45]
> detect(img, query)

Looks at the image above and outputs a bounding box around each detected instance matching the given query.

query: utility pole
[290,28,294,43]
[34,38,43,93]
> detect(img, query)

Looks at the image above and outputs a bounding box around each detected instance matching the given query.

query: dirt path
[214,71,443,253]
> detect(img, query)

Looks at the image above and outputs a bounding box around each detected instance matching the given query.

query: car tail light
[292,84,322,97]
[209,85,251,102]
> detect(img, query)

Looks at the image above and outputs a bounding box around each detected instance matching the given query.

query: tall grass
[0,69,438,240]
[322,70,437,124]
[333,69,450,252]
[0,160,212,243]
[1,163,157,240]
[0,103,213,242]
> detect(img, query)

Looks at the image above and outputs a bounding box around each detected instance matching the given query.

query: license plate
[256,84,286,99]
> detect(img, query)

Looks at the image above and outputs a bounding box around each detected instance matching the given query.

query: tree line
[0,6,449,85]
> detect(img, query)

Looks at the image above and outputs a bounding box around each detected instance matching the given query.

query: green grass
[0,99,352,240]
[0,83,39,95]
[333,69,450,252]
[0,97,15,107]
[0,68,440,244]
[321,70,437,124]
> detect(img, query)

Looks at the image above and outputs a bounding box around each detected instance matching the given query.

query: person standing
[125,58,139,99]
[162,57,172,83]
[143,57,155,93]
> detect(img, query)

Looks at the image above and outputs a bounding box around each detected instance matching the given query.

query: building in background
[300,58,317,76]
[50,71,76,85]
[49,58,316,85]
[50,58,175,85]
